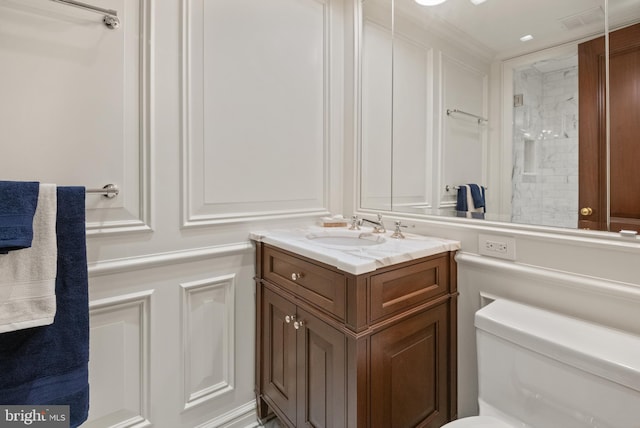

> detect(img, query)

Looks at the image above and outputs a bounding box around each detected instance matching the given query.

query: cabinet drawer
[370,256,448,323]
[262,246,346,320]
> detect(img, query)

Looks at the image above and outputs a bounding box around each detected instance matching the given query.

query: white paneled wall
[439,54,488,208]
[182,0,342,226]
[392,34,431,207]
[2,1,640,427]
[0,0,151,234]
[360,18,392,210]
[87,291,152,427]
[180,275,235,410]
[360,6,490,212]
[0,0,344,426]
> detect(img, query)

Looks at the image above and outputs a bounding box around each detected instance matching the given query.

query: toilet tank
[474,299,640,428]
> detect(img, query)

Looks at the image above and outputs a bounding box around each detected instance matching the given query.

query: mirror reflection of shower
[511,52,579,228]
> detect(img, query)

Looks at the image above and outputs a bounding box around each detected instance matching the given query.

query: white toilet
[444,299,640,428]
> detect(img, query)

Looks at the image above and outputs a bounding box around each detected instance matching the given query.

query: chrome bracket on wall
[86,184,120,198]
[50,0,120,29]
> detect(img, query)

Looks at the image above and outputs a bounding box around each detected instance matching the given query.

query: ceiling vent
[559,6,605,31]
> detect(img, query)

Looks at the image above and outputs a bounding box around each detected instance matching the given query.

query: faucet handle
[374,214,385,233]
[391,220,406,239]
[349,215,361,230]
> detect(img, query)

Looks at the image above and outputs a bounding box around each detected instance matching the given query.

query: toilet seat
[442,416,514,428]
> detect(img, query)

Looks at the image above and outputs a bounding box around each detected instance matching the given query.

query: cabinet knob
[285,315,296,324]
[580,207,593,216]
[293,320,304,330]
[291,272,304,281]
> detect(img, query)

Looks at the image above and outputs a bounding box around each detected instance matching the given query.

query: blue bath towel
[0,181,39,253]
[0,187,89,428]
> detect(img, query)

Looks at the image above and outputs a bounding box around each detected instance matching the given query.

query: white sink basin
[306,232,386,248]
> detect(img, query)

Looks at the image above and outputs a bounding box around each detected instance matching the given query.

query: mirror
[360,0,640,231]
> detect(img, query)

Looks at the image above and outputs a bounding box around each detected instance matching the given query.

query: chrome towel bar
[86,184,119,198]
[50,0,120,29]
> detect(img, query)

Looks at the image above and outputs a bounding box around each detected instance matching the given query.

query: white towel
[0,184,57,332]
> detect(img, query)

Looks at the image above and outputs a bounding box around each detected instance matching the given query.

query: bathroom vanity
[252,227,460,428]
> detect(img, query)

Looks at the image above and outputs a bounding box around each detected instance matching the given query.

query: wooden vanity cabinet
[254,242,458,428]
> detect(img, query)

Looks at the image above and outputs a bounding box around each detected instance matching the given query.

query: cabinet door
[370,303,449,428]
[262,287,298,426]
[296,308,347,428]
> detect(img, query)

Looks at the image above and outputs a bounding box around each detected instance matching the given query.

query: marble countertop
[250,226,461,275]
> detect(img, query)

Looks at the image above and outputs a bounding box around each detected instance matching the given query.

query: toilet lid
[442,416,514,428]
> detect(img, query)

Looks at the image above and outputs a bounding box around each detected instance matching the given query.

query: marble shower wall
[512,64,579,228]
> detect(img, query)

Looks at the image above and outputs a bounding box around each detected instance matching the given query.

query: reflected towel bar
[86,184,119,198]
[50,0,120,29]
[446,185,488,192]
[446,108,488,124]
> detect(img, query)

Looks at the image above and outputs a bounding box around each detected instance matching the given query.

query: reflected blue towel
[456,186,468,212]
[468,184,485,212]
[0,181,39,253]
[456,184,486,213]
[0,187,89,428]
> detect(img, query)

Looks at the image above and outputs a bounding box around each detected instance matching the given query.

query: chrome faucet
[360,214,386,233]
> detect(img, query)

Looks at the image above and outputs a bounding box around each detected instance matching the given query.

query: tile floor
[260,416,285,428]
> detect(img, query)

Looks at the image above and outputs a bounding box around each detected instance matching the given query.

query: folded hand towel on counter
[0,181,39,253]
[0,187,89,428]
[0,183,57,332]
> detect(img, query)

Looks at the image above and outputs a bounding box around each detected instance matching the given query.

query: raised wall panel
[0,0,152,234]
[439,54,488,208]
[181,275,235,410]
[86,291,152,428]
[182,0,332,226]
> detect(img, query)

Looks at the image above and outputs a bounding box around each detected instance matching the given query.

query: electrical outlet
[485,240,507,253]
[479,234,516,260]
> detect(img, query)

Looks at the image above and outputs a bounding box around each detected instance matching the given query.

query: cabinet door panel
[370,303,449,428]
[297,308,347,428]
[262,288,298,425]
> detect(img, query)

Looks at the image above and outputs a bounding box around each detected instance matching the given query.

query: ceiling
[392,0,640,60]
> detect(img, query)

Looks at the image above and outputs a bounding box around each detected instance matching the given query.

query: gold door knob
[580,207,593,216]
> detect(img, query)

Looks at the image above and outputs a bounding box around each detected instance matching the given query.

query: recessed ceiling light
[470,0,487,5]
[520,34,534,42]
[415,0,448,6]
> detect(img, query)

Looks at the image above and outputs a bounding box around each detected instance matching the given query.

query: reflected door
[609,23,640,232]
[578,34,607,230]
[578,23,640,232]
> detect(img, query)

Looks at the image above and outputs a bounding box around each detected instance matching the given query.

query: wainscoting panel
[0,0,152,235]
[182,0,336,226]
[181,275,236,410]
[85,291,152,428]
